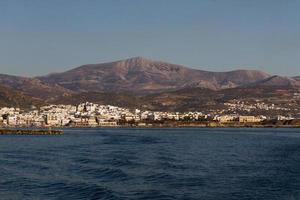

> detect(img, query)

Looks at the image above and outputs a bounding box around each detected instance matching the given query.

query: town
[0,102,298,128]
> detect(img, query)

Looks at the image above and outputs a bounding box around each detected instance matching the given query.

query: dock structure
[0,129,64,135]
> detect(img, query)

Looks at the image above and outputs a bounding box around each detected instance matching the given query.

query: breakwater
[0,129,64,135]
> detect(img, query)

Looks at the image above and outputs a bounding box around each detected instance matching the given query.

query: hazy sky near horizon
[0,0,299,77]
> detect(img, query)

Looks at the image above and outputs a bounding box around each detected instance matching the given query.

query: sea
[0,128,299,200]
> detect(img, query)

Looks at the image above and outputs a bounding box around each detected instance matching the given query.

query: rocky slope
[38,57,271,93]
[0,74,72,101]
[0,84,42,108]
[0,57,299,110]
[246,75,300,88]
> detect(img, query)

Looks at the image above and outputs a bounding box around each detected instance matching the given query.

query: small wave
[143,172,177,184]
[70,166,129,181]
[127,190,176,200]
[44,181,122,200]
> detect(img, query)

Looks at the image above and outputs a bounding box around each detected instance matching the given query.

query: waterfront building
[238,116,262,123]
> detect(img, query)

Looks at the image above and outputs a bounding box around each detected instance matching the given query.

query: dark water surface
[0,128,299,200]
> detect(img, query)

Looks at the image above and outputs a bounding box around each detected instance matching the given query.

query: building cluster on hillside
[0,102,296,127]
[224,101,291,112]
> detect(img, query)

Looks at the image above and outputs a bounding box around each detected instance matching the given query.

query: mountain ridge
[37,57,272,93]
[0,57,299,109]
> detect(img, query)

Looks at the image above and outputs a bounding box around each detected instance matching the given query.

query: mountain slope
[38,57,270,93]
[293,76,300,81]
[0,74,73,100]
[246,75,300,88]
[1,57,298,111]
[140,85,300,112]
[52,92,141,108]
[0,84,42,108]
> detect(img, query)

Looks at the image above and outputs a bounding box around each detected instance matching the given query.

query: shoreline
[0,125,299,135]
[2,124,300,129]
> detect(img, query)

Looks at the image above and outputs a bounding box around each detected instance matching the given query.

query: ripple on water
[127,190,176,200]
[43,181,122,200]
[69,165,129,182]
[0,128,299,200]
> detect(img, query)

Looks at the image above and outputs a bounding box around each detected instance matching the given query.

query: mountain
[294,76,300,81]
[246,75,300,88]
[0,74,72,101]
[38,57,271,93]
[0,57,298,111]
[0,84,42,108]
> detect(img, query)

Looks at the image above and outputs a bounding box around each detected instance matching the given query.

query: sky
[0,0,299,77]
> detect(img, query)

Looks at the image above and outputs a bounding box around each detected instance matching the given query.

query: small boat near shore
[0,129,64,135]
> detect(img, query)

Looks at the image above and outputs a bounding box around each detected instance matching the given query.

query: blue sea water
[0,128,299,200]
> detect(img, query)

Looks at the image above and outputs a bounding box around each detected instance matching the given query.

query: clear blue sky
[0,0,299,77]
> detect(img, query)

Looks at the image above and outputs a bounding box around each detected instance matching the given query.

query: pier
[0,129,64,135]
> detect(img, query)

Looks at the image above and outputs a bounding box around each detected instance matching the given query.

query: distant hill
[0,84,41,108]
[38,57,271,93]
[0,57,299,111]
[0,74,73,101]
[246,75,300,88]
[294,76,300,81]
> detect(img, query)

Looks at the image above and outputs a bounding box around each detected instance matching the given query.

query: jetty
[0,129,64,135]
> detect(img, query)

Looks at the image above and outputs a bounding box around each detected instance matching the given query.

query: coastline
[2,120,300,135]
[2,124,300,129]
[1,124,299,135]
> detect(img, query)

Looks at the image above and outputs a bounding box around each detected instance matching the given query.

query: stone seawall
[0,129,64,135]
